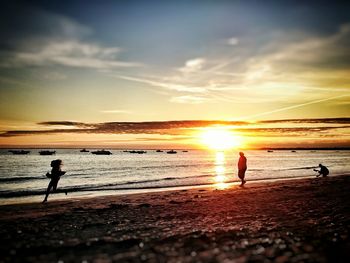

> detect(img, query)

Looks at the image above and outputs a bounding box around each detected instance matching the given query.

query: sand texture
[1,175,350,262]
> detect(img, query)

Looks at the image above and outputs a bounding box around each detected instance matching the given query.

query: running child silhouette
[42,159,66,203]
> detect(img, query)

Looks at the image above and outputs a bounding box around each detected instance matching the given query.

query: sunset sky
[0,0,349,148]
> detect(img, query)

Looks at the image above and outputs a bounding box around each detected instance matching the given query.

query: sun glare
[199,127,242,150]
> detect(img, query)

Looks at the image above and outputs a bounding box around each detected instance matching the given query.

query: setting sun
[199,128,242,150]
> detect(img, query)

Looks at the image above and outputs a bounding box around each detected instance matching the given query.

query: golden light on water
[214,151,229,190]
[199,127,243,150]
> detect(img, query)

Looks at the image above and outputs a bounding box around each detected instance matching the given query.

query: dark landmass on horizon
[1,146,350,150]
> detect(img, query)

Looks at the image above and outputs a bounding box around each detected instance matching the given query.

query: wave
[280,166,318,171]
[250,166,318,172]
[0,165,321,185]
[0,173,316,199]
[0,176,44,183]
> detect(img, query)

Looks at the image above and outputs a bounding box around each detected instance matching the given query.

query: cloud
[236,126,350,134]
[40,71,67,80]
[100,110,132,114]
[179,58,206,73]
[227,37,239,46]
[240,23,350,87]
[170,95,210,104]
[0,3,92,47]
[116,23,350,106]
[38,121,85,126]
[116,75,207,93]
[0,5,140,70]
[2,40,140,69]
[1,118,349,138]
[258,117,350,124]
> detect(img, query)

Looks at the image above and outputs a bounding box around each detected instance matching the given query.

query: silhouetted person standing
[314,164,329,177]
[43,159,66,203]
[238,152,247,186]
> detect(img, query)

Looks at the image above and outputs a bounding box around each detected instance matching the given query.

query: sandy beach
[1,175,350,262]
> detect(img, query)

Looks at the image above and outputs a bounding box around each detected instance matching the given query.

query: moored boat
[129,150,147,154]
[80,149,89,152]
[9,150,30,155]
[39,150,56,155]
[91,150,112,155]
[167,150,177,154]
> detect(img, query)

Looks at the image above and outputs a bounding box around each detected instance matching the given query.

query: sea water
[0,149,349,204]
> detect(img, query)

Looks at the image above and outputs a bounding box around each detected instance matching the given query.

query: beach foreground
[1,175,350,262]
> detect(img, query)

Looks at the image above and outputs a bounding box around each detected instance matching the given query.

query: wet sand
[1,175,350,262]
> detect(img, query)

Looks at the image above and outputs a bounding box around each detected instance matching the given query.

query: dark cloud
[1,118,349,137]
[258,118,350,124]
[38,121,93,127]
[235,126,350,135]
[0,1,91,49]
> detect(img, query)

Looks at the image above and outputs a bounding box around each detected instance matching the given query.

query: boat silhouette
[129,150,147,154]
[80,149,89,152]
[9,150,30,155]
[91,150,112,155]
[39,150,56,155]
[167,150,177,154]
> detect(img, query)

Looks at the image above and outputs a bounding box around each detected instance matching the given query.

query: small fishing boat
[182,150,188,152]
[9,150,30,155]
[291,150,296,152]
[156,150,163,152]
[39,150,56,155]
[267,150,273,152]
[91,150,112,155]
[80,148,89,152]
[129,150,147,154]
[167,150,177,154]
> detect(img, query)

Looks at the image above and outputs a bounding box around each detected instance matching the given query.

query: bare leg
[42,180,59,203]
[43,181,54,203]
[239,169,246,187]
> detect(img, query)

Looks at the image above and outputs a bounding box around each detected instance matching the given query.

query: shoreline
[1,173,344,206]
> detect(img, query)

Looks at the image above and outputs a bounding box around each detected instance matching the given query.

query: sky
[0,0,349,148]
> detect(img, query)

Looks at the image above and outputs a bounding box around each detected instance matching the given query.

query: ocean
[0,149,349,204]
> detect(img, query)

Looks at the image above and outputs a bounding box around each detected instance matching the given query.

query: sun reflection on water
[214,151,229,190]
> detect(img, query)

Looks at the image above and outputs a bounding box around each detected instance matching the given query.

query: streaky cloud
[0,118,349,138]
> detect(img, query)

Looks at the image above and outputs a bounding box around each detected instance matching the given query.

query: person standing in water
[238,152,247,186]
[42,159,66,203]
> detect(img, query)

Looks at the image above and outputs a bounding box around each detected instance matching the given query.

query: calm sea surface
[0,149,349,204]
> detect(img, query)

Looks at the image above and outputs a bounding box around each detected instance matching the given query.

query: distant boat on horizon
[182,150,188,152]
[91,150,112,155]
[291,150,296,152]
[267,150,273,152]
[80,148,89,152]
[167,150,177,154]
[39,150,56,155]
[156,150,163,152]
[129,150,147,154]
[9,150,30,155]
